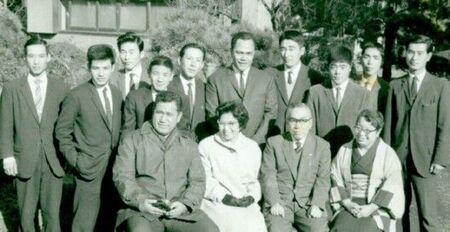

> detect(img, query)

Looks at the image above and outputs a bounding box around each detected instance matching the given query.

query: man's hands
[139,199,188,218]
[430,163,445,175]
[341,199,360,217]
[270,203,285,217]
[3,157,17,176]
[222,194,255,207]
[307,205,323,218]
[342,199,379,218]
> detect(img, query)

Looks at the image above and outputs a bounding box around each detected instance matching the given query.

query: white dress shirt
[233,66,251,89]
[180,75,196,103]
[96,85,113,114]
[124,64,142,95]
[332,79,350,104]
[409,69,426,92]
[27,72,48,118]
[284,62,301,99]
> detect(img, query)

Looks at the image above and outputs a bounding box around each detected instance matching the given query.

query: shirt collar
[332,79,349,90]
[233,65,251,77]
[180,74,195,87]
[285,62,301,75]
[27,72,48,82]
[127,63,142,77]
[409,69,426,82]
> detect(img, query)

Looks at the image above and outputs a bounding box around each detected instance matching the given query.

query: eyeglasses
[353,126,378,135]
[288,117,311,124]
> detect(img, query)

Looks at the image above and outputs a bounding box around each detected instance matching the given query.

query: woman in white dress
[199,100,267,232]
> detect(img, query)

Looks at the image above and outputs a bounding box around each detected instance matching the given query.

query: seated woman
[198,100,267,232]
[330,109,404,232]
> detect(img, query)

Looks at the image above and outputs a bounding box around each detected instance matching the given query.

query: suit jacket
[113,123,206,225]
[110,66,151,100]
[55,81,122,180]
[260,132,331,210]
[0,76,69,178]
[272,63,324,134]
[354,77,390,116]
[205,66,278,144]
[307,79,372,156]
[168,75,208,140]
[121,86,154,139]
[383,73,450,176]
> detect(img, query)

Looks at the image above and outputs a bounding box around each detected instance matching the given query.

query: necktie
[34,79,43,120]
[239,71,245,95]
[287,71,293,85]
[335,86,342,108]
[129,73,138,91]
[187,82,194,120]
[295,141,303,153]
[102,88,112,127]
[410,76,418,99]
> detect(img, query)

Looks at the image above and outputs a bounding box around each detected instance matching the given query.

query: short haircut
[24,36,49,55]
[279,30,304,47]
[231,31,256,50]
[361,41,384,57]
[154,91,183,112]
[216,100,249,129]
[356,109,384,130]
[147,55,174,74]
[286,102,312,118]
[87,44,116,69]
[117,32,144,51]
[179,43,206,60]
[327,45,353,65]
[407,34,434,53]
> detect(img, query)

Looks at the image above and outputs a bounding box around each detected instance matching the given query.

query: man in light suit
[168,43,208,141]
[0,37,69,232]
[206,31,278,145]
[272,30,323,135]
[307,45,371,156]
[121,55,174,138]
[260,103,331,232]
[55,44,122,231]
[383,34,450,232]
[111,32,151,100]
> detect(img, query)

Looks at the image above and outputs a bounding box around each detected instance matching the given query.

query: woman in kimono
[330,109,404,232]
[199,100,267,232]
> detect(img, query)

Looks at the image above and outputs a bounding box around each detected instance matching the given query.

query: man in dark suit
[206,31,278,145]
[307,45,371,156]
[55,44,122,231]
[260,103,331,232]
[113,91,219,232]
[383,34,450,232]
[168,43,208,141]
[121,55,174,138]
[354,41,389,115]
[111,32,151,100]
[272,30,323,135]
[0,37,69,232]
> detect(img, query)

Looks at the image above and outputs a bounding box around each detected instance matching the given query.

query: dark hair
[87,44,116,69]
[286,102,312,118]
[179,43,206,60]
[24,36,49,55]
[231,31,256,50]
[117,32,144,51]
[356,109,384,130]
[407,34,434,53]
[279,30,304,47]
[147,55,174,74]
[154,91,183,112]
[327,45,353,65]
[216,100,249,129]
[361,41,384,57]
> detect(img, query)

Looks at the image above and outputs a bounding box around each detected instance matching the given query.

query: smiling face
[152,101,182,136]
[180,47,204,79]
[405,43,432,74]
[119,42,144,71]
[232,39,255,72]
[287,106,312,141]
[217,112,240,142]
[280,39,304,68]
[354,117,381,149]
[90,59,114,87]
[329,61,351,85]
[361,47,382,76]
[150,65,173,92]
[26,44,51,77]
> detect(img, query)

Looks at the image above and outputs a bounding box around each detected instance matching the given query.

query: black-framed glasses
[287,117,311,124]
[353,126,378,135]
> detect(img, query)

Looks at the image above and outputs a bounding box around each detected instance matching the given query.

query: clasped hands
[139,199,188,218]
[341,199,379,218]
[270,203,323,218]
[222,194,254,207]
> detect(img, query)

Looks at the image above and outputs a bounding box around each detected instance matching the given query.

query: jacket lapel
[193,78,205,122]
[295,133,315,186]
[275,68,289,105]
[323,80,339,115]
[40,77,56,125]
[289,64,309,104]
[111,84,122,133]
[20,78,40,123]
[400,76,412,105]
[227,67,243,99]
[282,133,298,179]
[413,73,431,106]
[243,67,258,100]
[339,81,358,114]
[89,82,112,132]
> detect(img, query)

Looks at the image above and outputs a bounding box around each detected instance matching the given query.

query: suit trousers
[16,149,63,232]
[265,202,328,232]
[71,161,108,232]
[124,211,219,232]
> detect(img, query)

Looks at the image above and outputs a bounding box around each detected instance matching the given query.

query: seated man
[260,103,331,232]
[113,91,219,232]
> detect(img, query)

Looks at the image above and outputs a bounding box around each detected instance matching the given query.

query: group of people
[0,29,449,232]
